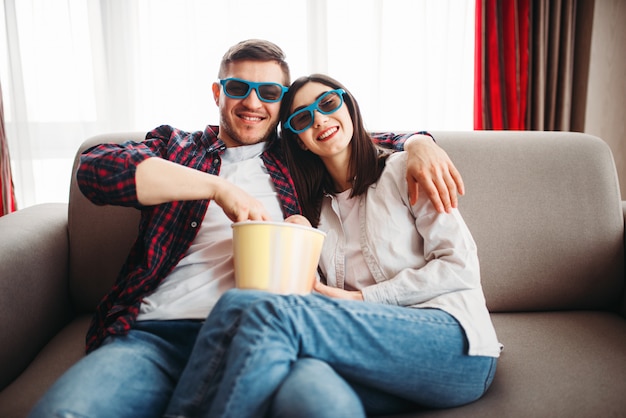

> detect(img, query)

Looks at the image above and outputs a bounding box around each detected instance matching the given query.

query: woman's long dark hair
[280,74,389,227]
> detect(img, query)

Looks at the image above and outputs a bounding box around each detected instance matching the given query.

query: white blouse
[318,152,502,357]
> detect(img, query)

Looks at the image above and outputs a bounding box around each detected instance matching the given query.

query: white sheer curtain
[0,0,474,208]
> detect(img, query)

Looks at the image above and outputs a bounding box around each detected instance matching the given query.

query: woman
[164,75,501,418]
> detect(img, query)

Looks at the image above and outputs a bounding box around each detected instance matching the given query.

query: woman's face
[289,82,354,162]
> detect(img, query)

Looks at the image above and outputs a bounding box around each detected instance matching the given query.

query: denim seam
[189,317,242,415]
[483,357,497,393]
[221,301,301,417]
[269,295,458,328]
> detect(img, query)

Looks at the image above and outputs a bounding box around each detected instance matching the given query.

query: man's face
[212,60,286,148]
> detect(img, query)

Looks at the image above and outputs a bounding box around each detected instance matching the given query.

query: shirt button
[191,221,198,228]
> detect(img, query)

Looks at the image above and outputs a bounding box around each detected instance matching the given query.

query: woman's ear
[211,82,220,106]
[297,138,308,151]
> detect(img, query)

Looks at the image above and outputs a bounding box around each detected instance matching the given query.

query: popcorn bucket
[232,221,326,294]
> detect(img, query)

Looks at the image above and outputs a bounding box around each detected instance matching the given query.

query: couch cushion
[397,311,626,417]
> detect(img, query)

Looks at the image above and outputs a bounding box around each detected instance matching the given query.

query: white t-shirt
[137,142,284,321]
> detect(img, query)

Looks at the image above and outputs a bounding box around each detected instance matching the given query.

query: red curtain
[475,0,530,130]
[475,0,582,131]
[1,82,17,215]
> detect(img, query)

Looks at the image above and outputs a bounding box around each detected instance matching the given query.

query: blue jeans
[269,358,366,418]
[27,319,362,418]
[28,320,203,418]
[165,289,498,418]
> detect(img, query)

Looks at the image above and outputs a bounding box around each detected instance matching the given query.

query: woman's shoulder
[377,151,429,208]
[381,151,408,177]
[371,151,407,195]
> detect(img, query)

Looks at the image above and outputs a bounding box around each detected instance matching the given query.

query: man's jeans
[165,289,498,418]
[27,317,360,418]
[28,320,203,418]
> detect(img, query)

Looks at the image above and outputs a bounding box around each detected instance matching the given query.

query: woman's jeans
[165,289,498,418]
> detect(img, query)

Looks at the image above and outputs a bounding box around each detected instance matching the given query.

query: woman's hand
[314,281,363,301]
[284,214,312,227]
[404,134,465,213]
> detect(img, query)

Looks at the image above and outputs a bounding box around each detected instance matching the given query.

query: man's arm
[135,157,271,222]
[403,134,464,213]
[77,141,270,222]
[371,132,465,213]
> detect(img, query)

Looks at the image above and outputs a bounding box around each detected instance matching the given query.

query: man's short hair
[218,39,291,86]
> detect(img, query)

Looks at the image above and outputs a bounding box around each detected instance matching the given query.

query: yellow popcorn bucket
[232,221,326,294]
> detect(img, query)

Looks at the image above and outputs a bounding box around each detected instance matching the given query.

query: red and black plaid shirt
[77,124,418,353]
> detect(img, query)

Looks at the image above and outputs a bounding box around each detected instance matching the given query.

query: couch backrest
[67,131,625,313]
[434,131,623,312]
[68,132,144,312]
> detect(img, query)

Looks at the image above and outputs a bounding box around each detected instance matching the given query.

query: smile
[238,113,265,122]
[317,127,338,141]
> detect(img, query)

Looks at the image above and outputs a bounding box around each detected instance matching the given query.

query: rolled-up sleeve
[370,131,434,151]
[77,141,157,207]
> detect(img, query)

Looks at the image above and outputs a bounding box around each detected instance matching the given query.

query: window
[1,0,474,207]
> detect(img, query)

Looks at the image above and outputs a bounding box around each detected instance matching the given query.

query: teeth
[241,115,262,121]
[318,127,337,140]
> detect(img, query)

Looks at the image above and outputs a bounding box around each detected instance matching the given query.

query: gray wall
[584,0,626,198]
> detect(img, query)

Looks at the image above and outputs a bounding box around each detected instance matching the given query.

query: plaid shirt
[78,124,420,353]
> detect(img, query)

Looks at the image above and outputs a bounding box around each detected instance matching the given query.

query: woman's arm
[316,152,476,304]
[361,175,480,306]
[315,206,478,305]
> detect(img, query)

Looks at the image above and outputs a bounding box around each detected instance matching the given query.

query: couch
[1,130,624,417]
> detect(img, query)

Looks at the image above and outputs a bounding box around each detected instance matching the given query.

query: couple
[29,39,500,417]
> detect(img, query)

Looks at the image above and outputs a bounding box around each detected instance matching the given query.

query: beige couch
[1,131,625,417]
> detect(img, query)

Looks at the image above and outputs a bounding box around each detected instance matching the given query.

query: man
[29,39,464,417]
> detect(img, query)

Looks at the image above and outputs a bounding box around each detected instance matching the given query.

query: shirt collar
[202,125,280,155]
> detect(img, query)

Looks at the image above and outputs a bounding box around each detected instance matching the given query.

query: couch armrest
[0,203,73,390]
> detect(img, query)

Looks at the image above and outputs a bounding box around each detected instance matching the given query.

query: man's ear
[211,82,221,106]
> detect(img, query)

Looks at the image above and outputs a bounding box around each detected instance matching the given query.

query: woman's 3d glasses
[284,89,346,134]
[219,78,288,103]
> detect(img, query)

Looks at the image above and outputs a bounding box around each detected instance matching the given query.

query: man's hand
[313,281,363,301]
[212,178,271,222]
[404,134,465,213]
